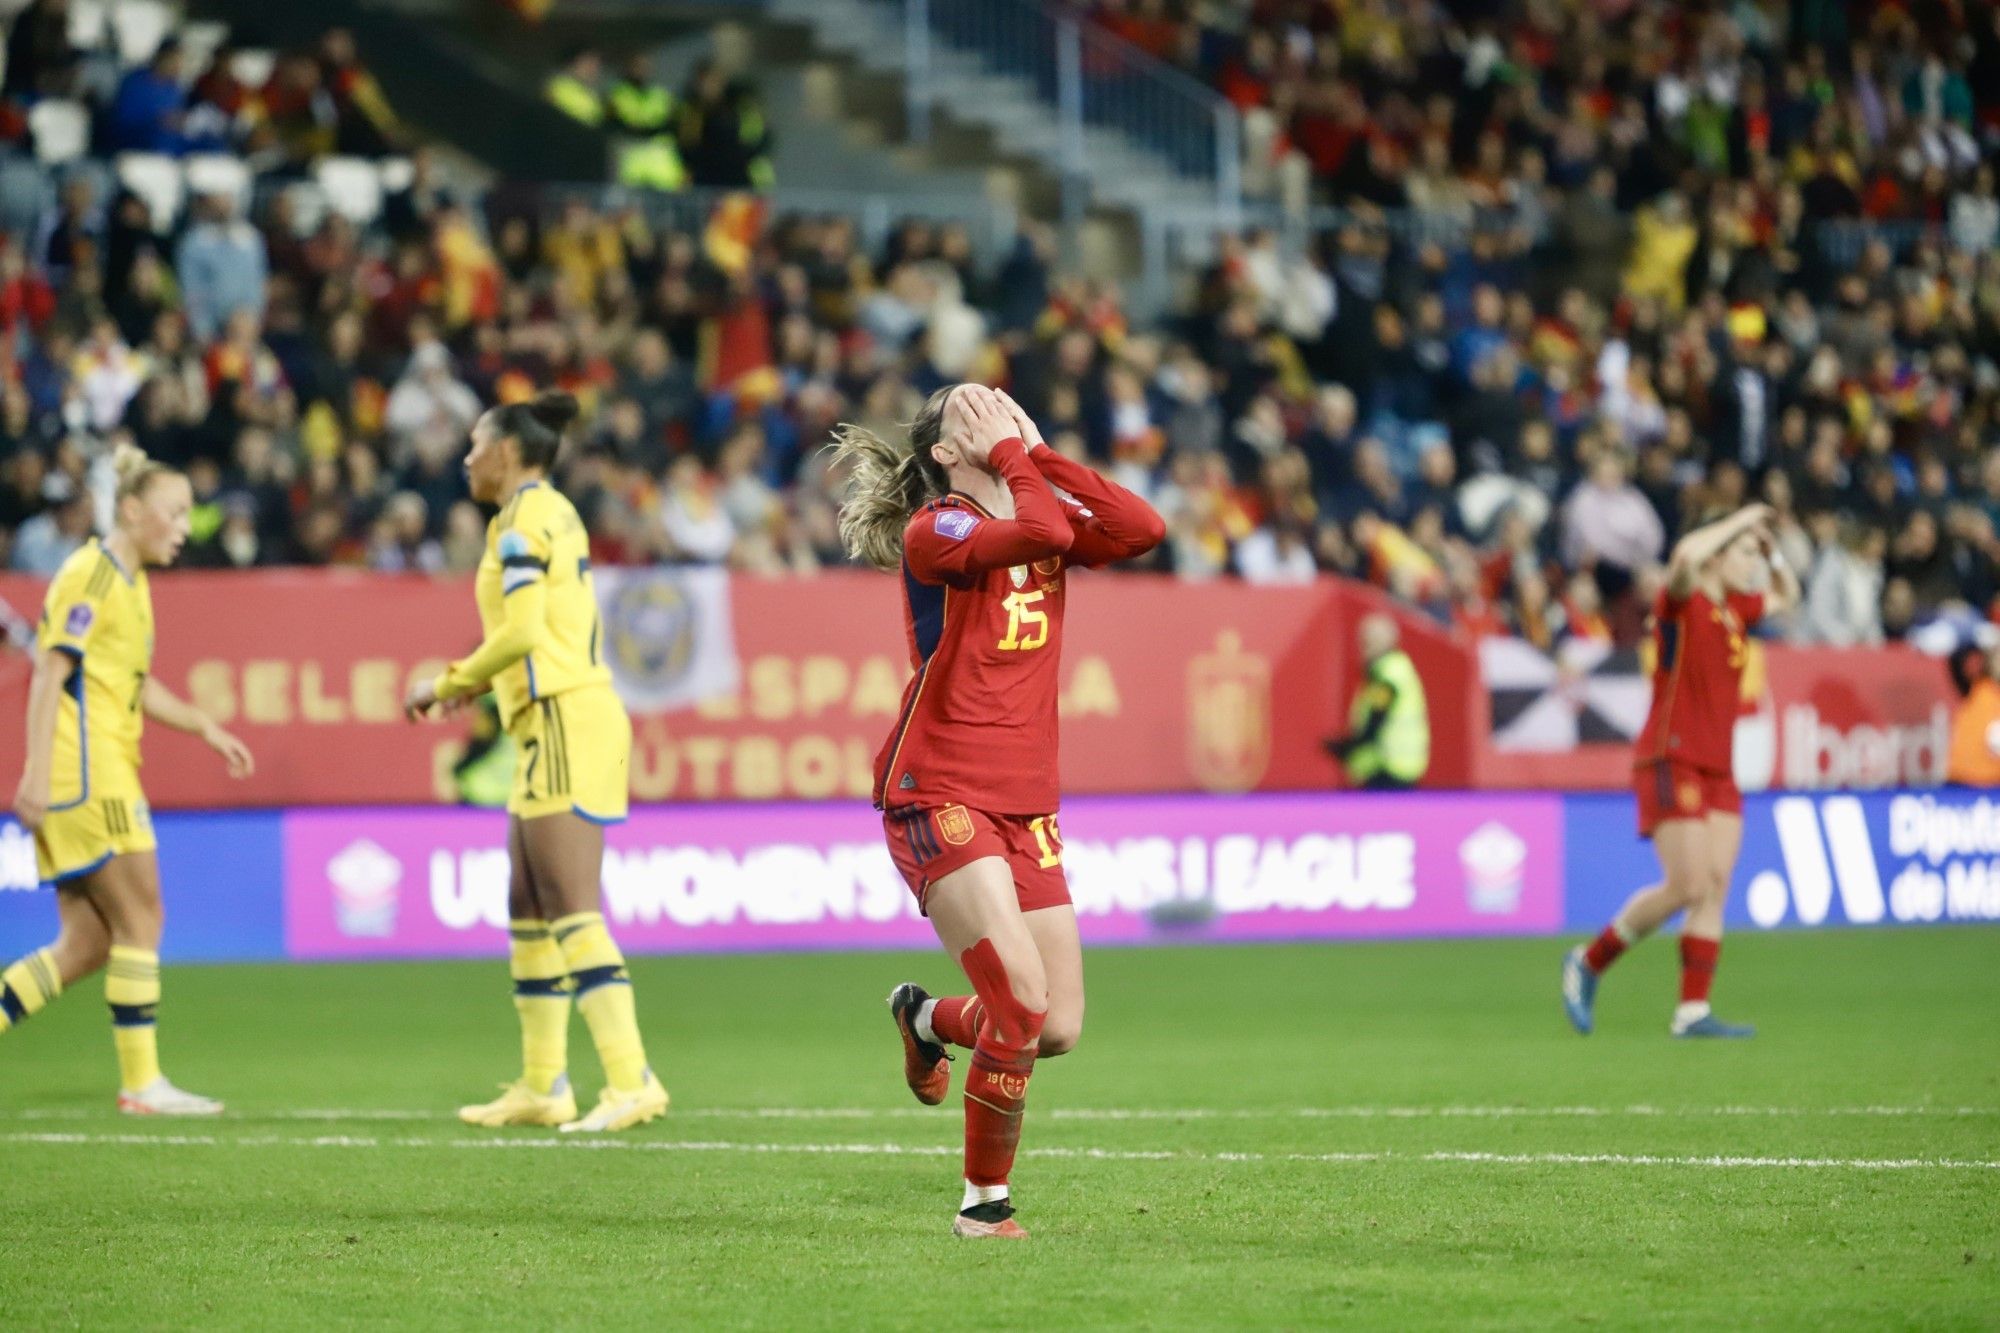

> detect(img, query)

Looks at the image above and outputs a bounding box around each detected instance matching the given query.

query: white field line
[1,1129,1995,1172]
[6,1103,1997,1124]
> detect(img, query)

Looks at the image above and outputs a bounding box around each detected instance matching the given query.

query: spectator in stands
[2,0,80,102]
[106,38,189,155]
[8,473,90,572]
[0,235,56,338]
[176,193,268,342]
[1561,450,1665,605]
[365,491,444,573]
[385,340,480,466]
[319,29,402,157]
[608,53,673,139]
[677,59,772,190]
[260,51,338,168]
[545,47,605,127]
[36,174,100,284]
[1802,519,1888,648]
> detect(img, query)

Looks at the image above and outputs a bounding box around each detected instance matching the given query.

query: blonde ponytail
[828,386,955,572]
[112,442,177,502]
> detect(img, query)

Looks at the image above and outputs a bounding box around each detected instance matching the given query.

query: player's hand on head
[994,388,1044,450]
[955,385,1017,471]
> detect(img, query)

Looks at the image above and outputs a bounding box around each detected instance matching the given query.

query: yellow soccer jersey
[437,480,609,726]
[36,539,152,806]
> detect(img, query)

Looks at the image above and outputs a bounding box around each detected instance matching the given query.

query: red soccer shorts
[882,803,1072,915]
[1634,759,1742,837]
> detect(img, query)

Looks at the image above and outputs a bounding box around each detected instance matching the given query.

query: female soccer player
[4,444,254,1113]
[834,384,1164,1238]
[1563,502,1799,1038]
[403,392,666,1133]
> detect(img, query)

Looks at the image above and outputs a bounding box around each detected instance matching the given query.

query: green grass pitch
[1,928,1996,1328]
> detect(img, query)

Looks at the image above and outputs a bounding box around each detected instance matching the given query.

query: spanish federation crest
[1008,564,1028,588]
[1187,630,1272,793]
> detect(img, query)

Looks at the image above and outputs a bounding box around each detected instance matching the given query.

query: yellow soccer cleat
[558,1068,669,1133]
[458,1075,578,1128]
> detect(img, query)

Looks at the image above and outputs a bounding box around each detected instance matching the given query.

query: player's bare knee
[1038,1018,1082,1058]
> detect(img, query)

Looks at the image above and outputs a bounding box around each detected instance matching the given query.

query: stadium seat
[66,0,109,50]
[229,48,276,89]
[183,154,251,216]
[316,156,383,225]
[378,157,417,194]
[110,0,172,67]
[176,20,231,83]
[116,152,184,230]
[28,100,91,165]
[276,180,331,236]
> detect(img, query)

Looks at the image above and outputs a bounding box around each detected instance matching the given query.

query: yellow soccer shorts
[36,793,156,886]
[507,685,631,824]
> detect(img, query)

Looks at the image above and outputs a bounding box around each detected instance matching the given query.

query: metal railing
[876,0,1240,226]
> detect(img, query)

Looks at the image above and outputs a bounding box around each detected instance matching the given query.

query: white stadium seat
[67,0,108,50]
[377,157,417,194]
[229,48,276,89]
[183,153,252,216]
[316,156,383,225]
[277,181,331,236]
[176,20,231,83]
[29,100,90,165]
[110,0,172,67]
[116,151,184,230]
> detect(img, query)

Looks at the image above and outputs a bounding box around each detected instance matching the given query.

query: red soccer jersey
[1633,588,1765,774]
[873,438,1164,815]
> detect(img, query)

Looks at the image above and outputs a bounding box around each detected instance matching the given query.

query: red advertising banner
[0,570,1474,809]
[1475,640,1956,792]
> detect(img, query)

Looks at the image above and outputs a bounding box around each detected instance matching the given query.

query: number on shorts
[1028,814,1063,868]
[521,738,540,799]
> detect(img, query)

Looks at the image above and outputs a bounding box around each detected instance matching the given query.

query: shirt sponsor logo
[934,510,977,541]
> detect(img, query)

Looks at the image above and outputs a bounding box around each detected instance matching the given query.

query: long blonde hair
[829,385,953,572]
[111,441,179,503]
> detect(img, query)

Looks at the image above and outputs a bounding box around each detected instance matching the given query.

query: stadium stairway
[762,0,1220,223]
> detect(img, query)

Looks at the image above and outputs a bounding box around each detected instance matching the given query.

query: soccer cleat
[952,1200,1028,1239]
[117,1077,224,1117]
[1671,1013,1756,1039]
[458,1075,577,1128]
[559,1069,670,1133]
[1561,947,1597,1035]
[888,982,951,1106]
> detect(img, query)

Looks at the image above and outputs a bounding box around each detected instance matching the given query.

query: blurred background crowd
[0,0,1998,657]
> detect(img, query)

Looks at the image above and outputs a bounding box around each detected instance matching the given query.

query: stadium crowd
[1,2,1998,655]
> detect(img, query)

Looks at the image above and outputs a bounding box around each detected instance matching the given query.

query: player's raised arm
[996,389,1164,567]
[832,383,1072,585]
[1665,503,1772,601]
